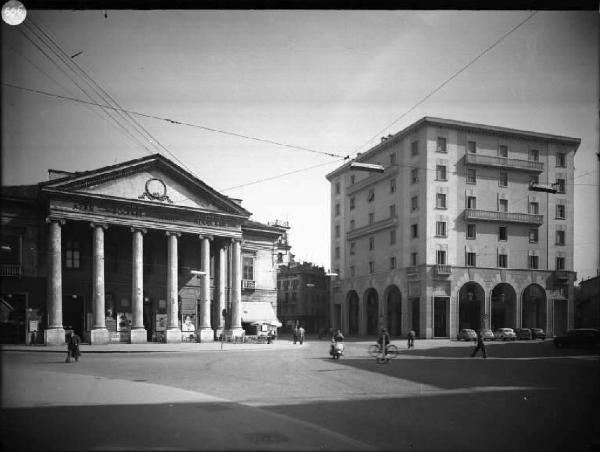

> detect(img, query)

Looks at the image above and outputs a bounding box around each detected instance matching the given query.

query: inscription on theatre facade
[53,199,238,228]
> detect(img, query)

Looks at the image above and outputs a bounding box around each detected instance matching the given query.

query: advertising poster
[156,314,167,332]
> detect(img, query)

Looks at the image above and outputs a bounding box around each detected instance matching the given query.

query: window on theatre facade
[242,256,254,280]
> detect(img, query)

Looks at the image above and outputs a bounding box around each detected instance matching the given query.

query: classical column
[45,218,66,345]
[130,227,147,343]
[198,235,214,342]
[90,223,110,345]
[214,240,227,338]
[228,238,244,338]
[165,231,181,343]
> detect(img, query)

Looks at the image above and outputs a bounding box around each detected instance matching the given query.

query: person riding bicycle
[377,327,391,357]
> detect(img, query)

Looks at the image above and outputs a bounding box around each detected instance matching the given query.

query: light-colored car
[481,329,495,341]
[457,328,477,341]
[493,328,516,341]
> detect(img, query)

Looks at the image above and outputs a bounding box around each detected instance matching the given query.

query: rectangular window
[350,219,355,230]
[436,221,447,238]
[556,257,565,270]
[436,193,447,209]
[411,252,417,266]
[369,236,375,250]
[436,250,446,265]
[498,254,508,268]
[390,152,397,165]
[528,202,539,214]
[556,179,566,194]
[556,152,566,168]
[529,229,538,243]
[335,182,340,194]
[335,246,340,259]
[242,256,254,280]
[334,224,340,238]
[350,175,356,185]
[350,242,356,255]
[411,168,419,184]
[350,266,355,277]
[466,196,476,209]
[369,261,375,274]
[529,255,539,270]
[466,252,476,267]
[411,224,418,239]
[499,199,508,212]
[437,137,447,153]
[335,203,340,216]
[390,178,396,193]
[390,229,396,245]
[556,230,565,246]
[389,204,396,217]
[411,196,418,211]
[436,165,447,181]
[499,171,508,187]
[498,145,508,158]
[530,175,539,185]
[467,141,477,153]
[556,204,566,219]
[411,140,419,156]
[529,149,539,162]
[65,240,80,269]
[466,168,476,184]
[466,223,476,239]
[350,197,355,210]
[367,189,375,203]
[499,226,507,241]
[368,213,374,224]
[390,256,396,270]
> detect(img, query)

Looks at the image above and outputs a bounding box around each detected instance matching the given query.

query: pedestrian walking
[65,329,81,363]
[293,327,298,344]
[298,325,305,344]
[407,329,416,349]
[471,329,487,358]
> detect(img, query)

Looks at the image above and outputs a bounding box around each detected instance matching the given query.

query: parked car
[553,329,600,348]
[515,328,532,340]
[457,329,477,341]
[493,328,516,341]
[531,328,546,340]
[481,329,495,341]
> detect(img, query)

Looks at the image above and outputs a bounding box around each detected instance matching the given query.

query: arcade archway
[364,288,379,336]
[384,285,402,337]
[458,282,485,330]
[522,284,546,329]
[347,291,359,336]
[491,283,517,330]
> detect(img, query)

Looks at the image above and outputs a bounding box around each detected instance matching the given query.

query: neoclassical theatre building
[0,154,286,345]
[327,117,580,339]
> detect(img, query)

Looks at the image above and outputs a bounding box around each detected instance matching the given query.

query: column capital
[230,237,242,244]
[46,217,66,226]
[90,222,109,230]
[130,227,147,234]
[166,231,181,237]
[199,235,214,241]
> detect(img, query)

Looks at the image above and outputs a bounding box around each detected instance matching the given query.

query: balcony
[465,153,544,173]
[435,265,452,276]
[346,216,397,240]
[554,271,571,282]
[464,209,543,226]
[0,264,22,277]
[241,279,256,290]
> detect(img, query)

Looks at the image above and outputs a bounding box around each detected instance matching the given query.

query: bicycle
[368,343,399,363]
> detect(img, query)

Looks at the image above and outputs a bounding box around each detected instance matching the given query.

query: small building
[575,275,600,329]
[0,154,285,345]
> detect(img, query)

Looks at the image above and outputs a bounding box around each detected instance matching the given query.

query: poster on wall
[156,314,167,331]
[117,312,132,331]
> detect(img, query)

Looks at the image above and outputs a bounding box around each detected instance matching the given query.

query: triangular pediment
[41,154,250,217]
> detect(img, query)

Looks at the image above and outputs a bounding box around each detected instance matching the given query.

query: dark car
[553,328,600,348]
[515,328,532,340]
[530,328,546,340]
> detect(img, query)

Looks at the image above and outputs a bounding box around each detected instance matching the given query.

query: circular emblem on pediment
[145,178,167,199]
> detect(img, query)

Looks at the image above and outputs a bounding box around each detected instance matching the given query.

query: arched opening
[364,288,379,336]
[522,284,546,329]
[385,285,402,337]
[347,291,359,336]
[459,282,485,330]
[491,283,517,330]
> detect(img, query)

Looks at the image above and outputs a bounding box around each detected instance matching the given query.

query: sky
[2,9,598,280]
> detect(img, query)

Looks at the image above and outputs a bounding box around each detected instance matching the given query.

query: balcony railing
[241,279,256,290]
[465,153,544,173]
[435,265,452,276]
[554,271,571,281]
[464,209,544,225]
[0,264,22,277]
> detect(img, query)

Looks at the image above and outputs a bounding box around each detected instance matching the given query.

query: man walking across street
[407,329,416,349]
[471,329,487,358]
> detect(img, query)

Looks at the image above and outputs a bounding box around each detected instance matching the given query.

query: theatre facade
[0,154,286,345]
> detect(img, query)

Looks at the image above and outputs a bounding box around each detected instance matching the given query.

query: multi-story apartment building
[326,117,580,339]
[277,262,330,334]
[0,154,286,345]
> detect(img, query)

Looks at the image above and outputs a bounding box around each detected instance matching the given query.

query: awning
[241,302,282,327]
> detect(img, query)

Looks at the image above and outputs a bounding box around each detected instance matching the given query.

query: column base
[90,328,110,345]
[130,328,148,344]
[166,328,182,343]
[44,328,66,346]
[226,327,245,339]
[198,327,214,343]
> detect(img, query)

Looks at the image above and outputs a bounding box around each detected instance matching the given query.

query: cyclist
[377,327,391,358]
